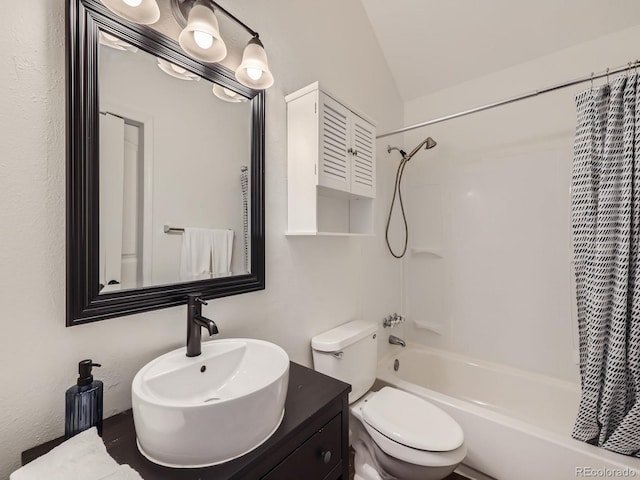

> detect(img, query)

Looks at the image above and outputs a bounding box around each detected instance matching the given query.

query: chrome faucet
[389,335,406,347]
[186,294,218,357]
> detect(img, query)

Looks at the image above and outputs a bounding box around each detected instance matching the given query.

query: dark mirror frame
[66,0,265,326]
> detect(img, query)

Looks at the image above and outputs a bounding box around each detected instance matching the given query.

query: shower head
[405,136,437,161]
[387,137,437,162]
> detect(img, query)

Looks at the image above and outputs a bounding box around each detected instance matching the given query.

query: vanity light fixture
[102,0,275,89]
[157,58,202,81]
[171,0,274,90]
[101,0,160,25]
[212,84,247,103]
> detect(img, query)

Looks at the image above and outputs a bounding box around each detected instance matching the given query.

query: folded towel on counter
[11,428,143,480]
[99,465,143,480]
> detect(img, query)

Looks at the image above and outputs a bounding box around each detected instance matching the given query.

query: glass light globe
[246,68,263,81]
[123,0,142,6]
[193,30,214,49]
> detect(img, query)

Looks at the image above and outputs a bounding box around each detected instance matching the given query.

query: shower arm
[387,145,407,159]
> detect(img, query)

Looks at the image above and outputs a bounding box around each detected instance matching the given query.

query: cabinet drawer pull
[321,450,332,464]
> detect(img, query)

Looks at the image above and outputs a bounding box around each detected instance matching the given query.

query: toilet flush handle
[314,350,343,359]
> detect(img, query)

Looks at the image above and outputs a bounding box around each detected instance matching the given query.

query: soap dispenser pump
[65,359,103,439]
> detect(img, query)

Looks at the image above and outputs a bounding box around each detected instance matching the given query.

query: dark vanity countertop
[22,362,351,479]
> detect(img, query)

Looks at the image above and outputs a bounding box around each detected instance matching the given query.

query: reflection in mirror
[98,30,251,294]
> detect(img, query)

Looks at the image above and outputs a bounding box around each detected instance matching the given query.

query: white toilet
[312,320,466,480]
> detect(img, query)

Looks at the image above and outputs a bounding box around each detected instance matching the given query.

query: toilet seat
[362,420,467,467]
[352,387,466,468]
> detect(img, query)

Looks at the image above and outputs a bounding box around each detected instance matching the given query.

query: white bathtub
[377,346,640,480]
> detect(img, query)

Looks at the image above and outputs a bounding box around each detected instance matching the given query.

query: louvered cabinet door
[318,93,351,192]
[349,114,376,198]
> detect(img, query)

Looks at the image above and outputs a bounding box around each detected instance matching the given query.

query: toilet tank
[311,320,378,403]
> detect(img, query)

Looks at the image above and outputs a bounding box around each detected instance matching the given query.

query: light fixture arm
[207,0,258,38]
[171,0,259,39]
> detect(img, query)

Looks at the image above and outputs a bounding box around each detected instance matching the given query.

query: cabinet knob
[347,147,354,154]
[321,450,332,464]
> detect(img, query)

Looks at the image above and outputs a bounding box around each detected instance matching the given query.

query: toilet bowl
[311,320,466,480]
[351,388,466,480]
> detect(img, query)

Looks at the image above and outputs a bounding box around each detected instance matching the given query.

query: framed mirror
[66,0,265,325]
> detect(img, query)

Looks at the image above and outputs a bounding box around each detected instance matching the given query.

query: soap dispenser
[65,359,103,439]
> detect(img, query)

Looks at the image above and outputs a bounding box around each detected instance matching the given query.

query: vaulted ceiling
[360,0,640,101]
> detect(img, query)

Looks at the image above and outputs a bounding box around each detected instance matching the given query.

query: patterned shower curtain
[572,73,640,456]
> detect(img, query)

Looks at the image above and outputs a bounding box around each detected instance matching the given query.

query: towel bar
[164,225,233,234]
[164,225,185,234]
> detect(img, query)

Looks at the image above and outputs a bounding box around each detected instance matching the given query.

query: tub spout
[389,335,406,347]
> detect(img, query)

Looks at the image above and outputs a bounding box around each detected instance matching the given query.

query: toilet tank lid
[311,320,377,352]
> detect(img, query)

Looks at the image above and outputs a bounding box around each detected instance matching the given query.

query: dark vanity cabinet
[22,362,351,480]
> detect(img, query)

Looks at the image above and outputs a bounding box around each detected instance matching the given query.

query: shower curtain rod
[377,60,640,139]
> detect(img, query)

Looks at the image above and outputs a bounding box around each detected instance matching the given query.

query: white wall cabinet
[286,82,376,236]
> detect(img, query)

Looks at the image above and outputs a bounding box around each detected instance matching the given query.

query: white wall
[399,25,640,382]
[0,1,403,476]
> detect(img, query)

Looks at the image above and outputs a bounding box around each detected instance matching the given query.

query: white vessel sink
[131,338,290,468]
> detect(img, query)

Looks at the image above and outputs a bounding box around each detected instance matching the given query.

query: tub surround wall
[400,25,640,383]
[0,1,403,477]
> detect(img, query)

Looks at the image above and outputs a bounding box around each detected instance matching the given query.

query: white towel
[11,428,143,480]
[98,465,143,480]
[211,229,234,277]
[180,227,213,280]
